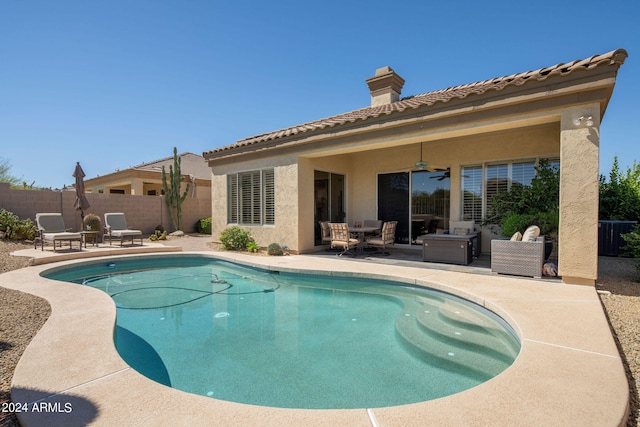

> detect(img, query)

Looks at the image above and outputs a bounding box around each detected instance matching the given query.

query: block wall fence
[0,183,212,234]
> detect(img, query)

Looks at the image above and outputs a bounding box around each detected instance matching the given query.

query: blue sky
[1,1,638,189]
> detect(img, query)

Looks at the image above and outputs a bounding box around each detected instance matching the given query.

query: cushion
[453,228,469,236]
[510,231,523,241]
[522,225,540,242]
[450,221,475,233]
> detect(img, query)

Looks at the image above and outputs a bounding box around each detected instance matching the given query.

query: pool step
[416,302,519,364]
[395,300,517,381]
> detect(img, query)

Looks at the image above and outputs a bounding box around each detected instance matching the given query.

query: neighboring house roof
[130,152,211,180]
[204,48,627,158]
[86,152,211,184]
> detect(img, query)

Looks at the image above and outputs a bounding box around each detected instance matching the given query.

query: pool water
[44,256,520,409]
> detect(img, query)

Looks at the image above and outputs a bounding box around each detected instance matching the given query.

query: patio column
[558,105,600,286]
[131,179,144,195]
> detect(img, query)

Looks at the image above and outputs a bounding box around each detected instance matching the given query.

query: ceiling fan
[414,143,429,170]
[415,143,448,175]
[429,168,451,181]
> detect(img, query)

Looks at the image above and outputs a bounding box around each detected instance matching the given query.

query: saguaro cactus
[162,147,191,231]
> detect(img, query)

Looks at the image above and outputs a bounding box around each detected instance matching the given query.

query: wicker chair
[491,236,545,278]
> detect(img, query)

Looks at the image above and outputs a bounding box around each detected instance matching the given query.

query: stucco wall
[0,183,211,234]
[210,155,299,250]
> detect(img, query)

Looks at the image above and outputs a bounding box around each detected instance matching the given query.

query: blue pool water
[43,255,520,409]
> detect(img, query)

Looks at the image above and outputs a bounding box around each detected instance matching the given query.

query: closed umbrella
[73,162,90,224]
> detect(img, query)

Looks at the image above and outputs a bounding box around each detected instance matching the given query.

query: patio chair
[329,223,360,256]
[366,221,397,256]
[319,221,332,245]
[34,213,82,252]
[104,213,143,246]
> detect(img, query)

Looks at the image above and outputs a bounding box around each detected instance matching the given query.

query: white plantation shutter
[462,166,482,222]
[227,169,275,225]
[486,164,508,219]
[227,174,238,223]
[263,169,275,225]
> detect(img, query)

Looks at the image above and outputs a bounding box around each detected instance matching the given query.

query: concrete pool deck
[3,243,630,426]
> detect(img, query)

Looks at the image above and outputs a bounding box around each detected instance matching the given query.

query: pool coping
[3,251,629,426]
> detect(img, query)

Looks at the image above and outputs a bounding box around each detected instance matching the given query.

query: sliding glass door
[378,171,450,245]
[314,171,345,245]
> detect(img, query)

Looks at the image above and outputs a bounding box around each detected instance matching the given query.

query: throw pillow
[510,231,523,241]
[522,225,540,242]
[453,228,469,235]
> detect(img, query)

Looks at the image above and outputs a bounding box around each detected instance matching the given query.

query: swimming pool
[43,255,520,409]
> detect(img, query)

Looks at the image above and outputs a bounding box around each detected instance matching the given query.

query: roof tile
[205,49,627,156]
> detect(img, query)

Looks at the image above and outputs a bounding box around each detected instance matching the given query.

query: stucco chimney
[365,66,405,107]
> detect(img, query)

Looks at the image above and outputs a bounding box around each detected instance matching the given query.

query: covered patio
[205,49,628,286]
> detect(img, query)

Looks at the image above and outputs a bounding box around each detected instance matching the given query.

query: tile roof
[205,49,627,156]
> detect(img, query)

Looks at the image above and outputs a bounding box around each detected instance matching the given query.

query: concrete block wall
[0,183,212,234]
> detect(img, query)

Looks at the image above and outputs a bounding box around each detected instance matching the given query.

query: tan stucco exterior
[85,152,211,198]
[206,50,627,286]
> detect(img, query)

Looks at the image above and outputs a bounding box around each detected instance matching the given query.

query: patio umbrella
[73,162,90,223]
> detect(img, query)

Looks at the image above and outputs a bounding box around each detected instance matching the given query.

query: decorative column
[558,105,600,286]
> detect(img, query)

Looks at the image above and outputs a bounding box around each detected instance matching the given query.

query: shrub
[267,243,284,256]
[599,156,640,221]
[149,229,167,241]
[195,217,212,234]
[83,213,101,231]
[247,241,260,253]
[219,226,252,251]
[0,209,38,240]
[500,213,535,237]
[622,225,640,271]
[486,159,560,238]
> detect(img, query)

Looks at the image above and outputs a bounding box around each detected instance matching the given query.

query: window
[461,159,558,222]
[227,169,275,225]
[461,166,482,222]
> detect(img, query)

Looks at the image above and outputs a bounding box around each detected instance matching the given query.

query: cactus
[162,147,190,231]
[83,213,101,231]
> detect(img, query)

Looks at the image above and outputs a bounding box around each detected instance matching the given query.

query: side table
[81,231,99,248]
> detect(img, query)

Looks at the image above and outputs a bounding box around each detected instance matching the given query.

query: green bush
[219,226,252,251]
[0,209,38,240]
[622,225,640,271]
[500,213,535,237]
[83,213,101,231]
[247,241,260,253]
[195,217,212,234]
[599,156,640,221]
[267,243,284,256]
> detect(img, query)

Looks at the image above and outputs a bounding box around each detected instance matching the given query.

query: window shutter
[462,166,482,222]
[228,174,238,223]
[263,169,275,225]
[512,162,535,187]
[485,164,508,219]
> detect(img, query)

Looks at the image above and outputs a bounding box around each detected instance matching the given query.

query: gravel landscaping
[0,240,638,426]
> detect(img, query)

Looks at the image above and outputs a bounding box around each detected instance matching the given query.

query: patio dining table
[350,226,380,253]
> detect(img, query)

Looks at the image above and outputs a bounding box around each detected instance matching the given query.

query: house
[204,49,628,286]
[84,152,211,198]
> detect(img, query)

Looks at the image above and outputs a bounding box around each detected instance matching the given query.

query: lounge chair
[329,223,360,256]
[366,221,397,255]
[34,213,82,252]
[104,213,143,246]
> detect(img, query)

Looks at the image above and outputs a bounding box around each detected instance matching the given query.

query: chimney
[365,66,405,107]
